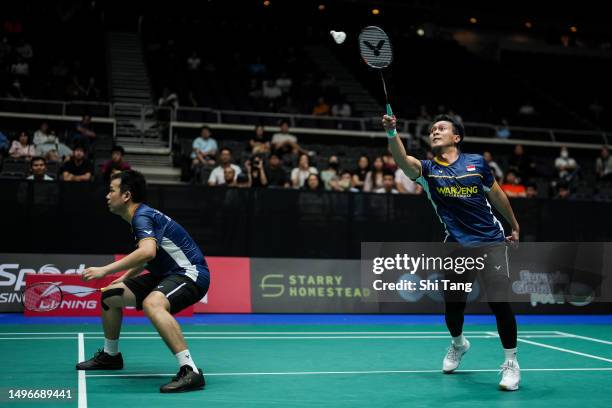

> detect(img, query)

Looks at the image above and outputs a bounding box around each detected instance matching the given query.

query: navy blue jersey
[132,204,210,288]
[415,153,504,244]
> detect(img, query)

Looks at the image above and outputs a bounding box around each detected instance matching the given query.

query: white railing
[1,98,610,150]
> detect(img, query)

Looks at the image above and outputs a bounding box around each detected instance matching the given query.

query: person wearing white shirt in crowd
[374,171,399,194]
[291,153,318,188]
[208,147,242,186]
[484,151,504,182]
[395,168,422,194]
[26,156,54,181]
[554,146,577,181]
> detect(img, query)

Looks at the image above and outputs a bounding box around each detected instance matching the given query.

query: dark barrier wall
[2,180,612,257]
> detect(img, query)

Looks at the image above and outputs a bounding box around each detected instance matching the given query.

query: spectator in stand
[7,78,26,99]
[364,156,385,192]
[33,122,72,162]
[312,96,331,116]
[500,171,527,198]
[555,181,572,199]
[27,156,54,181]
[525,182,538,198]
[396,168,422,194]
[275,72,292,94]
[352,155,369,191]
[245,155,267,188]
[302,173,324,192]
[508,144,535,181]
[271,120,309,159]
[595,146,612,181]
[483,151,504,182]
[187,51,201,71]
[222,166,237,187]
[15,38,33,60]
[101,145,131,183]
[0,130,9,155]
[10,56,29,76]
[331,97,352,118]
[9,131,37,160]
[84,77,101,100]
[331,170,359,192]
[291,153,318,188]
[191,126,218,182]
[208,147,242,186]
[247,124,270,155]
[262,80,282,100]
[158,87,179,110]
[375,170,399,194]
[496,119,511,139]
[265,153,289,188]
[554,146,578,182]
[61,146,93,182]
[320,155,339,190]
[71,115,96,150]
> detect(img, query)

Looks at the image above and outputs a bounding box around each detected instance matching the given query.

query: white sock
[175,349,198,372]
[452,334,466,348]
[504,347,517,362]
[104,338,119,356]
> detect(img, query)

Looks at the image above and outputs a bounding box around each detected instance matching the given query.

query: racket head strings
[358,26,393,69]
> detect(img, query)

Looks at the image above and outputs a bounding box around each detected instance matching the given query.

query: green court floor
[1,324,611,407]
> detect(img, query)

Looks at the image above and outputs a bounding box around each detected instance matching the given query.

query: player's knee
[142,292,169,314]
[101,287,124,311]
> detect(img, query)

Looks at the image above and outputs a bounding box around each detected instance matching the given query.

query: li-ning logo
[363,39,385,56]
[144,230,153,234]
[59,284,98,298]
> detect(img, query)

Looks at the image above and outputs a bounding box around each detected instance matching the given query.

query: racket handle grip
[385,104,397,138]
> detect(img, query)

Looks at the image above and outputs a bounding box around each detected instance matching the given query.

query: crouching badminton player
[76,170,209,393]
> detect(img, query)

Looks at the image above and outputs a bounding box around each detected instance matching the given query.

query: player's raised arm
[382,114,422,180]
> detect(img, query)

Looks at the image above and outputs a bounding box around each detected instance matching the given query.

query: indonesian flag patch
[466,165,476,172]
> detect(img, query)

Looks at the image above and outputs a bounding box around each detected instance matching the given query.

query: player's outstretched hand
[505,229,519,249]
[82,267,107,281]
[382,114,396,132]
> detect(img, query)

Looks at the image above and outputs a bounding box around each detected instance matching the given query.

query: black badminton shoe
[76,349,123,370]
[160,365,205,393]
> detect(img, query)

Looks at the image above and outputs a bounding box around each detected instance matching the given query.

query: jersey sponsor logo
[466,165,476,172]
[435,184,478,197]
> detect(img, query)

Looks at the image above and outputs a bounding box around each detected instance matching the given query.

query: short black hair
[430,114,465,142]
[220,146,232,154]
[30,156,46,167]
[110,170,147,203]
[200,125,211,132]
[111,145,125,155]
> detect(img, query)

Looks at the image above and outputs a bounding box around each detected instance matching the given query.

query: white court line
[85,367,612,378]
[0,337,82,340]
[83,335,501,340]
[77,333,87,408]
[0,330,562,335]
[555,331,612,346]
[517,338,612,363]
[0,334,569,340]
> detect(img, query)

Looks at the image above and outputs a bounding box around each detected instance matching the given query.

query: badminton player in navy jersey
[76,170,210,393]
[383,114,521,391]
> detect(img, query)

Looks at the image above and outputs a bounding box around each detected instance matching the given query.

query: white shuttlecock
[330,30,346,44]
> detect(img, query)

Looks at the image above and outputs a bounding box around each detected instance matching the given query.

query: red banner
[25,274,193,317]
[194,257,251,313]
